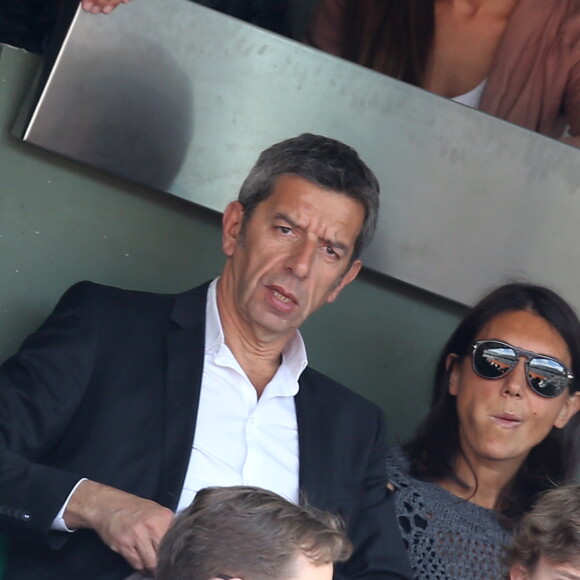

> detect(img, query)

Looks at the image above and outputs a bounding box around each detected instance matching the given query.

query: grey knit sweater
[386,447,512,580]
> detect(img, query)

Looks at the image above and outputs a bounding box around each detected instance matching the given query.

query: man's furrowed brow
[324,238,348,254]
[273,212,299,228]
[273,212,350,253]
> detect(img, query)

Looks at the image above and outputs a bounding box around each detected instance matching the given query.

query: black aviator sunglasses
[471,339,574,398]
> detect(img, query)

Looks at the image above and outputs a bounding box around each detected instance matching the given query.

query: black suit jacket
[0,281,411,580]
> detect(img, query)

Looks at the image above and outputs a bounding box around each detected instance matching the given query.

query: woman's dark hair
[404,283,580,527]
[342,0,435,87]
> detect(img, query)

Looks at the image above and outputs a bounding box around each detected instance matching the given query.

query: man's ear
[447,353,460,396]
[554,390,580,429]
[222,201,244,257]
[326,259,362,304]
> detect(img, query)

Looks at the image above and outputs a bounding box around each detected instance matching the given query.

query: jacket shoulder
[300,366,383,417]
[60,280,175,304]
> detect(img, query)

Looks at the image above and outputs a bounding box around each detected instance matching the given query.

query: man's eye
[324,246,338,258]
[277,226,293,235]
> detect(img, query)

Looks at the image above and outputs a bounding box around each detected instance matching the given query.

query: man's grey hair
[503,483,580,577]
[157,486,352,580]
[237,133,380,262]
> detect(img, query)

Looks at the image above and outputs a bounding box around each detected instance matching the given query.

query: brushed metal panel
[16,0,580,308]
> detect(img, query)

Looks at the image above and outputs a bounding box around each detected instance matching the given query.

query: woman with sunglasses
[385,283,580,579]
[305,0,580,147]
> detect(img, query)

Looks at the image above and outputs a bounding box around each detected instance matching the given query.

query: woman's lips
[490,413,523,428]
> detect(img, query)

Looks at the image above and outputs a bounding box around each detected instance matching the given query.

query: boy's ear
[509,565,529,580]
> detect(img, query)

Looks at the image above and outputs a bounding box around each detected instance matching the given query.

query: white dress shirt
[177,278,304,510]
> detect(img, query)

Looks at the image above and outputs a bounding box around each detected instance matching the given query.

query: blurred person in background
[503,483,580,580]
[307,0,580,146]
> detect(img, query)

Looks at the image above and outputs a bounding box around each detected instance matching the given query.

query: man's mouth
[272,289,292,304]
[269,286,297,305]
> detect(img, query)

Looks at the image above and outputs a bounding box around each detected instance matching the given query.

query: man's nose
[286,239,316,279]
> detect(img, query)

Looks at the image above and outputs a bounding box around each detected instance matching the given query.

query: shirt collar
[205,278,308,392]
[205,278,225,355]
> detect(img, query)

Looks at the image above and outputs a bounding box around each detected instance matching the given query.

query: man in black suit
[0,134,412,580]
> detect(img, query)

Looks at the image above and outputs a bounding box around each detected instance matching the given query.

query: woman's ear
[447,353,460,396]
[553,391,580,429]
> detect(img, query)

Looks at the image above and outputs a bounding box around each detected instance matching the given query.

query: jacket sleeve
[0,283,99,542]
[335,406,413,580]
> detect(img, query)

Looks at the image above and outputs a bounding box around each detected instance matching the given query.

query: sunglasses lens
[473,341,517,379]
[527,358,568,398]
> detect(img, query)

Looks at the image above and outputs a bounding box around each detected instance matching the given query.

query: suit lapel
[157,283,210,509]
[295,370,331,509]
[157,283,332,512]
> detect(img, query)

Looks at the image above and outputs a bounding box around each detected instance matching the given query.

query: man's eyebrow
[273,212,299,228]
[324,239,348,253]
[273,212,350,253]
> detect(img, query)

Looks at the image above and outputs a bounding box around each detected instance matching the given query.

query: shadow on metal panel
[13,0,580,310]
